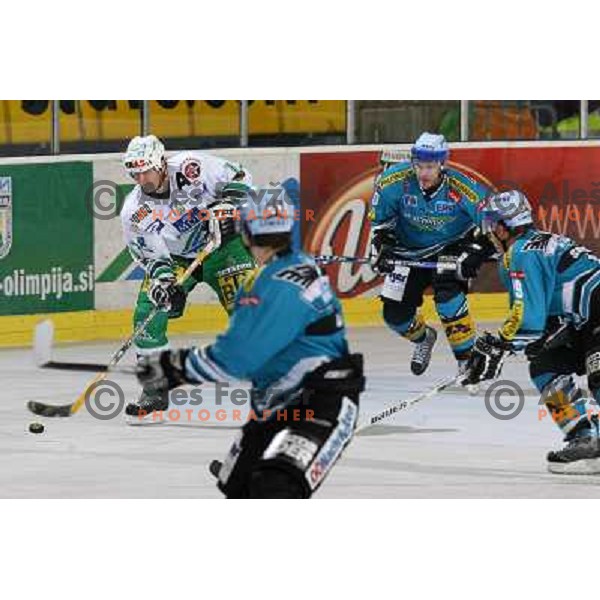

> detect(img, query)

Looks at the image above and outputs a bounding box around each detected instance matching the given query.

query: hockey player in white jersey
[120,135,256,414]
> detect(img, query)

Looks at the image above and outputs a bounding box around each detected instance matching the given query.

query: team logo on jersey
[181,158,202,182]
[274,264,319,289]
[0,177,13,260]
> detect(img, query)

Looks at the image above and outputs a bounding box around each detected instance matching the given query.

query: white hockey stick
[355,374,461,435]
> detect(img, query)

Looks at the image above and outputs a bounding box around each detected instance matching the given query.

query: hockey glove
[370,228,398,274]
[463,333,511,385]
[148,274,186,313]
[455,241,493,281]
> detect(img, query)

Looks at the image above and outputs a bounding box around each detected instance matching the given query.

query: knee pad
[432,276,467,305]
[382,300,424,340]
[248,465,307,499]
[540,374,589,435]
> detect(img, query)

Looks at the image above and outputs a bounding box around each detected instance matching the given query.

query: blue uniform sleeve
[498,248,552,348]
[185,278,310,382]
[369,181,399,227]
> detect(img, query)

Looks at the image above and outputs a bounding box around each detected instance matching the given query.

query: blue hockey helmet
[480,190,533,233]
[239,184,295,242]
[411,132,449,163]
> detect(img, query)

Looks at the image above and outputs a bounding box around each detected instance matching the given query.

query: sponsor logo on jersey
[181,158,202,181]
[172,206,203,234]
[378,167,414,189]
[130,204,151,225]
[403,194,418,207]
[448,175,480,204]
[0,177,13,260]
[500,299,524,340]
[435,201,456,215]
[509,270,525,279]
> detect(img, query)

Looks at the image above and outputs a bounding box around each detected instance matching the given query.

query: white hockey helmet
[411,132,449,163]
[481,190,533,233]
[123,135,165,177]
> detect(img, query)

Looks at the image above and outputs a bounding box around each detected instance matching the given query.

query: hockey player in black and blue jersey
[369,133,495,376]
[132,185,365,498]
[464,190,600,474]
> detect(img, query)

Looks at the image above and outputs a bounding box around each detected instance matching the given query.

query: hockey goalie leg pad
[248,465,308,499]
[586,349,600,398]
[540,374,590,436]
[251,428,319,498]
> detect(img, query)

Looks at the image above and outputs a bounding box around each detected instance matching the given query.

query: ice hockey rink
[2,325,600,499]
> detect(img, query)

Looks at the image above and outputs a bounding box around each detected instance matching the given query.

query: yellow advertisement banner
[0,100,346,144]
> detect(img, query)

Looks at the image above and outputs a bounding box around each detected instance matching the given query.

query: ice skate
[410,326,437,376]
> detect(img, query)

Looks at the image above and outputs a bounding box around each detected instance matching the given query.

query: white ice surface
[2,326,600,498]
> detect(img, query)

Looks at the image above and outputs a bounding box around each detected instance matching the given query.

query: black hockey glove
[463,333,512,385]
[148,275,186,313]
[370,228,398,274]
[136,349,194,394]
[455,238,496,281]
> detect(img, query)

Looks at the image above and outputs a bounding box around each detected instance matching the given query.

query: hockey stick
[314,254,458,271]
[355,374,461,435]
[26,240,217,418]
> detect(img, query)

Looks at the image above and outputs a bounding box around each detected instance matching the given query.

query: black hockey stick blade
[41,360,109,372]
[27,400,74,418]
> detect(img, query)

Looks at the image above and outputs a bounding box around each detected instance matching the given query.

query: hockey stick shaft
[355,374,460,435]
[314,255,458,271]
[28,241,217,418]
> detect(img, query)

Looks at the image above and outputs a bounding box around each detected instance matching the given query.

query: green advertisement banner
[0,162,93,315]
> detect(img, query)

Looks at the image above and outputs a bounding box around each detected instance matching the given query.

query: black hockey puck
[29,422,45,434]
[209,460,222,479]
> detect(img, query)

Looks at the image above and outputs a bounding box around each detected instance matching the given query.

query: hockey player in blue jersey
[464,190,600,474]
[369,133,495,376]
[132,185,365,498]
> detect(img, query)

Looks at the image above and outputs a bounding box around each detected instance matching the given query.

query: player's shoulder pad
[446,167,486,204]
[377,162,414,190]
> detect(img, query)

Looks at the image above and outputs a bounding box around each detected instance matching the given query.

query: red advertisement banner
[301,146,600,297]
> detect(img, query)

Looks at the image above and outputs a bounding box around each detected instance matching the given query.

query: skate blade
[547,458,600,475]
[124,412,167,427]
